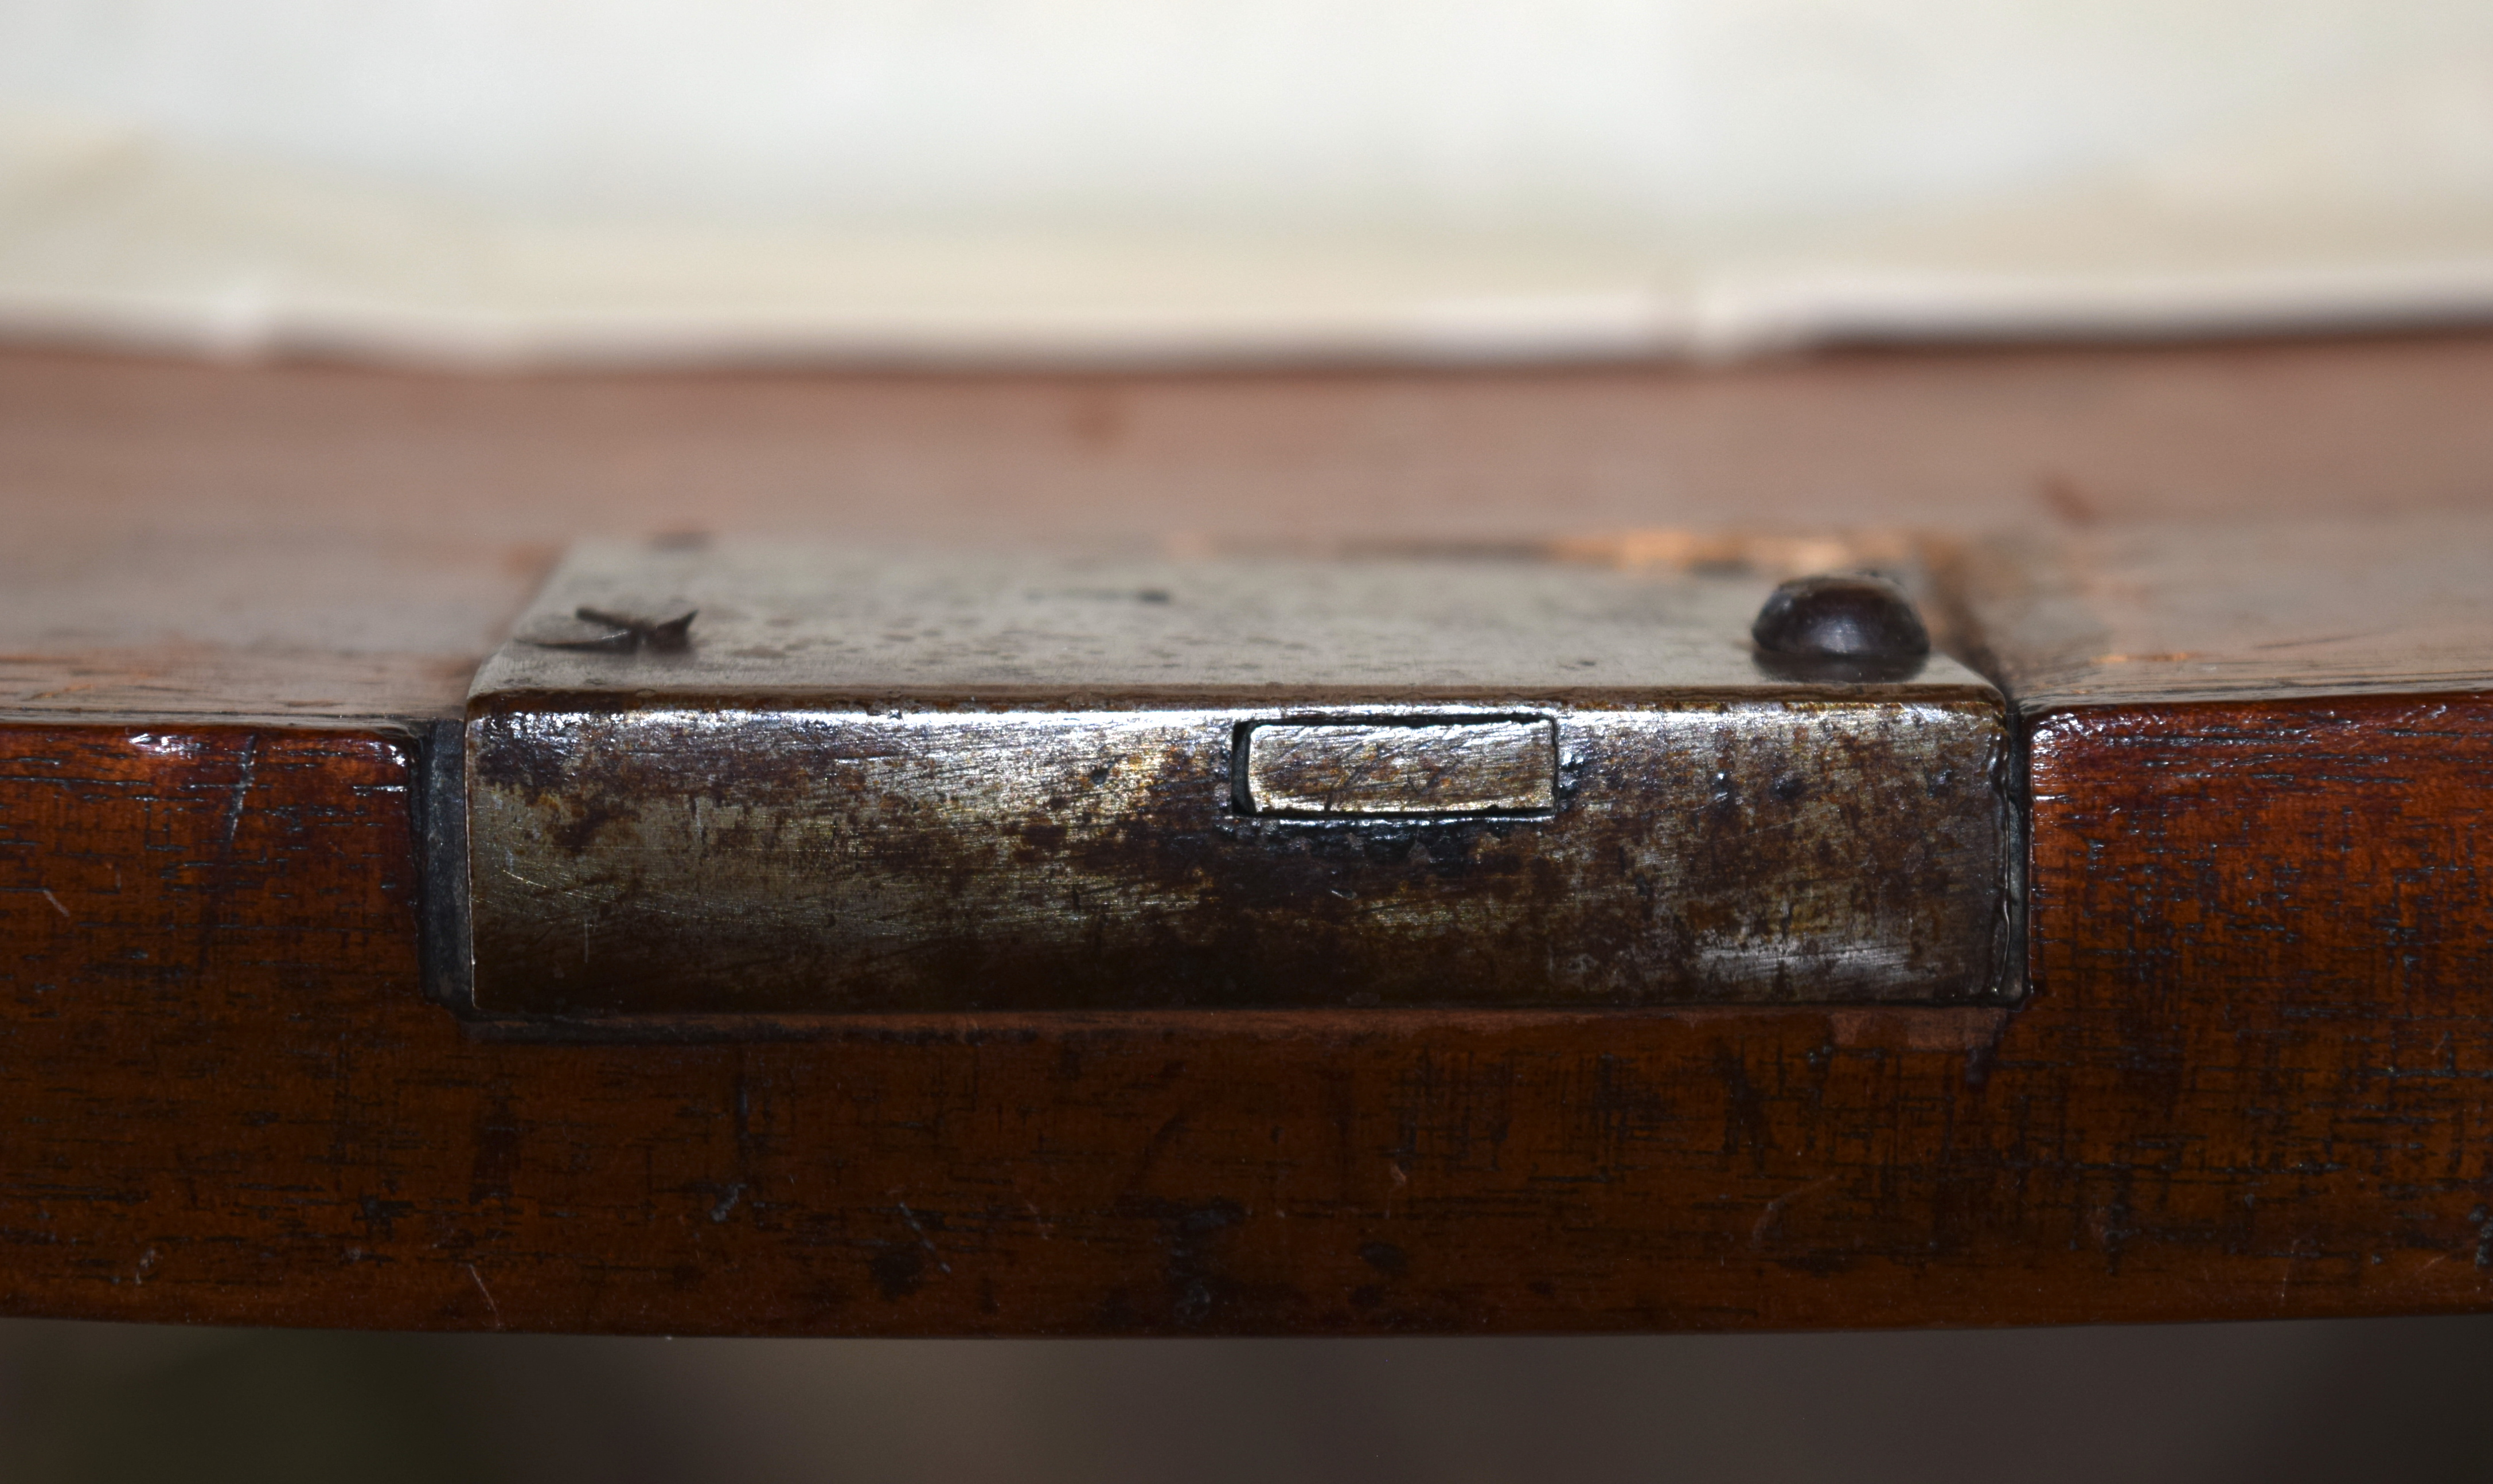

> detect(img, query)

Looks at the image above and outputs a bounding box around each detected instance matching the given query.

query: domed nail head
[1751,573,1930,682]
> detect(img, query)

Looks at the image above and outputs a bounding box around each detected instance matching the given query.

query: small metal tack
[1751,573,1929,681]
[515,603,697,653]
[576,604,697,653]
[513,612,637,653]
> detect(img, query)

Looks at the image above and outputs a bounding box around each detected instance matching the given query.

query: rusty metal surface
[462,540,2013,1017]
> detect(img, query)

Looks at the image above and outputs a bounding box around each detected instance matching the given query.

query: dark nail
[576,604,697,653]
[1751,573,1929,682]
[514,612,638,653]
[515,604,696,654]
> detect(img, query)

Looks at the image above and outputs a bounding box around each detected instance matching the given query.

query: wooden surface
[5,338,2493,1333]
[7,709,2492,1335]
[9,332,2493,718]
[1948,517,2493,709]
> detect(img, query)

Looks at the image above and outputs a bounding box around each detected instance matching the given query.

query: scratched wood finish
[7,710,2493,1335]
[2023,696,2493,1297]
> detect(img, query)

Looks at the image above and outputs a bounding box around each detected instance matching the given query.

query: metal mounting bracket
[426,537,2017,1025]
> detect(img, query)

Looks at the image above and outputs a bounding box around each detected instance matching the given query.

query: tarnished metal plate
[459,540,2013,1017]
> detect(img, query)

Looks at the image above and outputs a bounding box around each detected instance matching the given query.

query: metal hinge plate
[442,538,2014,1021]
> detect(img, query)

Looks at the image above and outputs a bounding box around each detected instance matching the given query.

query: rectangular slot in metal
[1238,717,1555,817]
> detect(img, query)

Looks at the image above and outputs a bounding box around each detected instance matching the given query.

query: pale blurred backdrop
[2,0,2492,361]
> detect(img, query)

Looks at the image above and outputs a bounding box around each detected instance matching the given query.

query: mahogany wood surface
[4,338,2493,1333]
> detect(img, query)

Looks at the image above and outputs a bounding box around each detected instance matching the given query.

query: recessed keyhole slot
[1235,717,1557,818]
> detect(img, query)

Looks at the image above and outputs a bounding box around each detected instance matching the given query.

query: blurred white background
[1,2,2490,357]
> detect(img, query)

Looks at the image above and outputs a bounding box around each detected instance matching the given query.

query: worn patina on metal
[457,540,2014,1018]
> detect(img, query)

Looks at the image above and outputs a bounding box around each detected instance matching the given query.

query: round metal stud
[1751,573,1930,681]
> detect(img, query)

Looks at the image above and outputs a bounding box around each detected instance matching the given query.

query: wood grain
[6,710,2493,1334]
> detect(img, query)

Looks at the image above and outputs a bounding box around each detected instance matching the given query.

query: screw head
[1751,573,1930,681]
